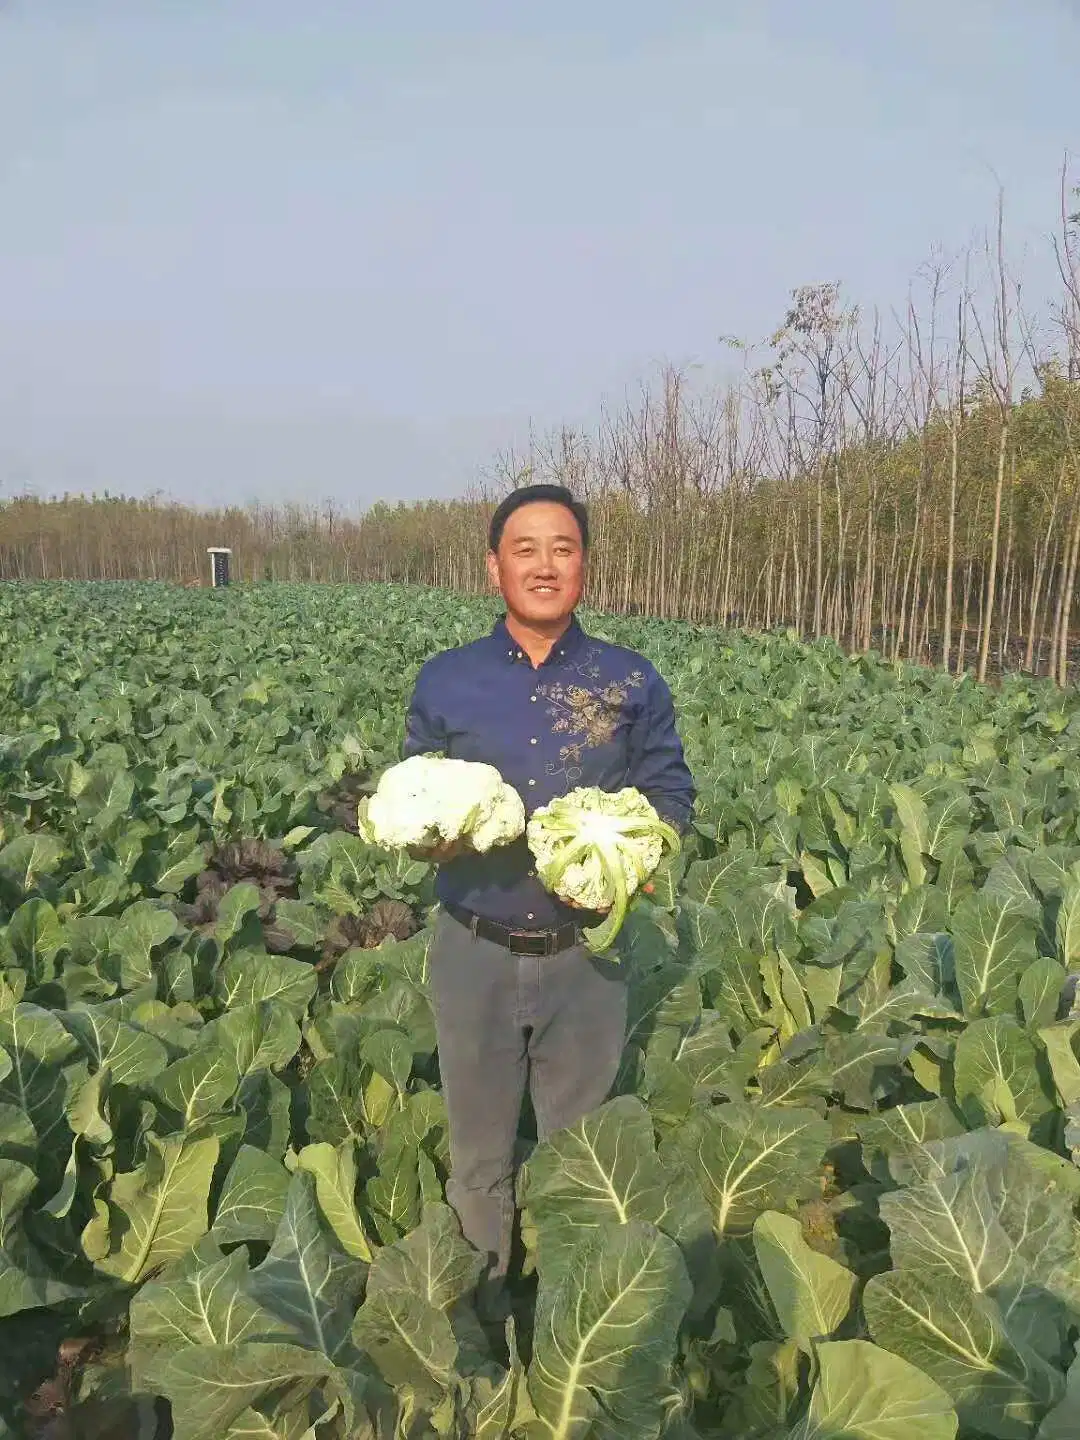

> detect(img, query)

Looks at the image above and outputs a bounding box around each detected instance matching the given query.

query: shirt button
[530,737,538,745]
[528,778,536,787]
[526,913,535,922]
[530,695,538,703]
[528,868,536,877]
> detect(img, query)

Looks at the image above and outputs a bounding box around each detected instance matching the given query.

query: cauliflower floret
[359,754,525,853]
[470,793,528,851]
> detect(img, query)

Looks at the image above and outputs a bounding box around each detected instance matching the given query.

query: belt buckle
[510,929,551,957]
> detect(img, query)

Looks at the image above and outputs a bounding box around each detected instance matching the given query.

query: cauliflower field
[3,580,1080,1440]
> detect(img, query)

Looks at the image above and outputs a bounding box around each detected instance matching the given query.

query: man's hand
[563,872,660,914]
[563,896,612,916]
[407,838,469,864]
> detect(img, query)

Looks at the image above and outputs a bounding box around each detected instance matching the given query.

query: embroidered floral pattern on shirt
[537,647,645,766]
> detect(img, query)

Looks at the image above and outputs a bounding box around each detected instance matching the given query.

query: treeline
[2,184,1079,684]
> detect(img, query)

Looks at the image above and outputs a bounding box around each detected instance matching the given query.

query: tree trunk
[977,417,1010,682]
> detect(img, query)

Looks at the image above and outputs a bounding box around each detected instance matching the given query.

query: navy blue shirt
[403,615,695,929]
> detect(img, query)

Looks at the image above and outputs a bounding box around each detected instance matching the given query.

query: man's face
[486,501,586,626]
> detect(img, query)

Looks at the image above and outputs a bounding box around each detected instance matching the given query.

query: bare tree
[968,192,1023,682]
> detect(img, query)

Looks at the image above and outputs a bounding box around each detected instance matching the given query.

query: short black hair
[487,483,589,553]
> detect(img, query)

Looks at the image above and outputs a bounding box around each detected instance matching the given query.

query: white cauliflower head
[358,754,525,853]
[527,786,681,954]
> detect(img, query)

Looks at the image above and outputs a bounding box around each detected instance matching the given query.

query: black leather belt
[444,902,580,956]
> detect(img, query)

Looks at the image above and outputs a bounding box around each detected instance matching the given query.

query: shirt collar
[491,613,587,668]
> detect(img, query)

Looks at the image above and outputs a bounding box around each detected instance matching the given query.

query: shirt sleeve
[627,668,696,831]
[403,661,445,758]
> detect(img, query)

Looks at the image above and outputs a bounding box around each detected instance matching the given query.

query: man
[403,483,695,1290]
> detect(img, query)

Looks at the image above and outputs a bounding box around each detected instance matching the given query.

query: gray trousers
[428,909,629,1276]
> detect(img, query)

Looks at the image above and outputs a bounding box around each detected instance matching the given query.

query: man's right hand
[407,838,469,864]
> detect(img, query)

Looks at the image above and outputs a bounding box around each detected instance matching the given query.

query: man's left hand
[564,897,611,916]
[562,880,654,917]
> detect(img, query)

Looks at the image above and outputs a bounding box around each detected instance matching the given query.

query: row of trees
[2,178,1079,684]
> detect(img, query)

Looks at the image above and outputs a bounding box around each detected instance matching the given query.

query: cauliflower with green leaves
[527,786,681,954]
[357,753,525,854]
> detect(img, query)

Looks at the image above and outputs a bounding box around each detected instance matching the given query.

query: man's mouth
[530,585,558,595]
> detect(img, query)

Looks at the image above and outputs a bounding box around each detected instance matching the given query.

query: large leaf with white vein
[141,1342,341,1440]
[952,1015,1056,1132]
[855,1099,966,1183]
[1056,876,1080,967]
[474,1316,534,1438]
[296,1141,373,1261]
[213,884,262,950]
[131,1235,289,1356]
[752,1210,856,1350]
[891,1125,1080,1200]
[684,853,764,908]
[1,1156,85,1316]
[1018,958,1067,1030]
[131,1236,370,1440]
[351,1288,459,1408]
[661,1100,830,1235]
[865,1268,1063,1439]
[248,1171,365,1360]
[58,1004,169,1087]
[822,1031,908,1110]
[890,781,929,887]
[213,1144,290,1245]
[893,885,951,941]
[364,1200,481,1310]
[153,1044,241,1128]
[76,764,134,829]
[879,1136,1080,1355]
[0,1003,77,1153]
[236,1070,292,1158]
[217,951,317,1017]
[204,1001,302,1078]
[670,1011,742,1091]
[93,1129,219,1282]
[5,899,62,980]
[364,1089,446,1241]
[878,1158,1006,1298]
[109,900,178,989]
[351,1205,479,1408]
[788,1339,957,1440]
[0,1229,85,1318]
[0,1155,35,1237]
[222,1407,320,1439]
[893,932,957,1003]
[520,1095,712,1283]
[951,891,1040,1018]
[525,1218,691,1440]
[0,832,65,890]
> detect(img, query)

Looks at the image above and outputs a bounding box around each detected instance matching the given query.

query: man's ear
[485,550,501,592]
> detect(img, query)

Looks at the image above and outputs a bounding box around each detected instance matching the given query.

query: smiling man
[403,483,695,1297]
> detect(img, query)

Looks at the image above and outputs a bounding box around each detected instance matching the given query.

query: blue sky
[0,0,1077,509]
